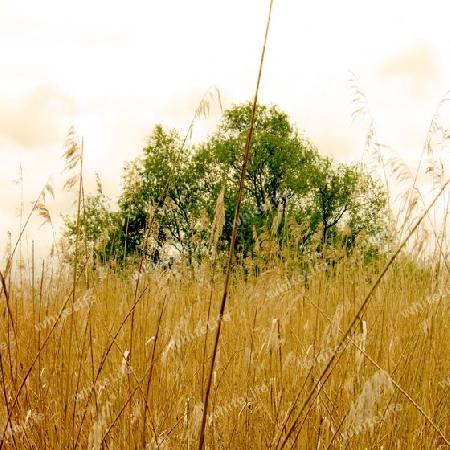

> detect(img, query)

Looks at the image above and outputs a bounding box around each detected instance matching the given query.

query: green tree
[63,101,389,269]
[62,194,121,266]
[202,101,319,255]
[300,156,388,261]
[118,125,217,264]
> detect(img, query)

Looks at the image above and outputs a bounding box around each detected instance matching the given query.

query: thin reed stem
[197,1,275,448]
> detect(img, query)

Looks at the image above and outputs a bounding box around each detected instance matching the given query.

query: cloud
[0,84,78,148]
[377,42,441,100]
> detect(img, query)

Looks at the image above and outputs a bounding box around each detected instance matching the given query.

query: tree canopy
[63,101,389,269]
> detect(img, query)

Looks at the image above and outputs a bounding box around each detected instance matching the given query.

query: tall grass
[2,250,450,448]
[2,2,450,449]
[198,1,274,448]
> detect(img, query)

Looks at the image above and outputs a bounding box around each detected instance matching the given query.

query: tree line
[63,102,389,270]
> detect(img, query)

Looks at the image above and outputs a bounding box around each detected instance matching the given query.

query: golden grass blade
[197,1,275,448]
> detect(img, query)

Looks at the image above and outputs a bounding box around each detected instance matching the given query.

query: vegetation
[2,247,450,448]
[2,4,450,450]
[63,102,389,271]
[1,92,449,449]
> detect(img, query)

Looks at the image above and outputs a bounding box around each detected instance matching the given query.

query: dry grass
[2,2,450,448]
[1,253,450,448]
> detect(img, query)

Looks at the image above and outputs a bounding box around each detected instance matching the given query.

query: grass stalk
[197,1,274,448]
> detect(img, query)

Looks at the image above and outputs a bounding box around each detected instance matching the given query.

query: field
[2,3,450,449]
[1,251,450,449]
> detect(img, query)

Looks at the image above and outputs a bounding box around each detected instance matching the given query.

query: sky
[1,0,450,263]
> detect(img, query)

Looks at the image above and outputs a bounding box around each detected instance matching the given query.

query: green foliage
[63,194,121,266]
[210,102,315,206]
[63,102,389,269]
[202,102,318,255]
[118,125,216,264]
[304,157,388,261]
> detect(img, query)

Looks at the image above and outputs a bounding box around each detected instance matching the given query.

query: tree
[202,102,319,255]
[305,156,388,260]
[63,101,389,269]
[62,193,121,266]
[118,125,218,264]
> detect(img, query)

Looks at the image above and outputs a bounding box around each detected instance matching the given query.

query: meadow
[1,248,450,449]
[2,3,450,449]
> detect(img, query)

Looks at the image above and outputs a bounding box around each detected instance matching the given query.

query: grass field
[2,3,450,449]
[1,251,450,449]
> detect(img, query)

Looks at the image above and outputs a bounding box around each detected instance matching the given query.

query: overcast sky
[1,0,450,262]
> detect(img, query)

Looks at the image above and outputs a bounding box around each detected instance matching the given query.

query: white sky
[1,0,450,262]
